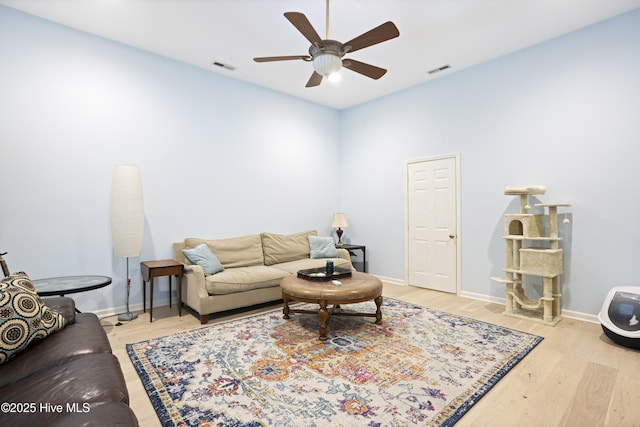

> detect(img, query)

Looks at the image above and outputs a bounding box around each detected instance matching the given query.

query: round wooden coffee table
[280,271,383,341]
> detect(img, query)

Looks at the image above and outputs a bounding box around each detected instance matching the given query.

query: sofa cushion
[270,257,352,275]
[0,353,129,426]
[204,266,289,295]
[0,313,112,388]
[182,243,224,276]
[0,273,66,365]
[308,235,339,259]
[185,234,264,268]
[49,402,139,427]
[261,230,317,266]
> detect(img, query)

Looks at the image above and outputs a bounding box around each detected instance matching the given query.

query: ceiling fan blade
[284,12,322,45]
[254,55,311,62]
[343,59,387,80]
[305,72,323,88]
[343,21,399,53]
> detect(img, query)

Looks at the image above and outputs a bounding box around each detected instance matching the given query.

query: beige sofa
[173,230,353,323]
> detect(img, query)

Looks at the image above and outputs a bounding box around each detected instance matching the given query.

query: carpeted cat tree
[491,186,570,325]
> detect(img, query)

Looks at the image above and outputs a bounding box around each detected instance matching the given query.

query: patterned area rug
[127,298,542,426]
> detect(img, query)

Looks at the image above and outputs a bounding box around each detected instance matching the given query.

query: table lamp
[110,164,144,322]
[331,212,349,247]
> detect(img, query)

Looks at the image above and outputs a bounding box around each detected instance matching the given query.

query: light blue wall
[1,6,639,317]
[0,6,342,312]
[341,9,640,316]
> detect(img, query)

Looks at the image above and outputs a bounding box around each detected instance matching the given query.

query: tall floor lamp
[110,164,144,322]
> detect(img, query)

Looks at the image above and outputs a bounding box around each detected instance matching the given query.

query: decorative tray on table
[297,266,352,282]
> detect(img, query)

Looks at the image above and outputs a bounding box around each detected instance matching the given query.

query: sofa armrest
[177,262,215,316]
[181,263,206,292]
[336,248,355,270]
[43,296,76,325]
[174,241,211,310]
[183,263,204,277]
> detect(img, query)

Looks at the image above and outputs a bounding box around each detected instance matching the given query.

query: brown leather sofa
[0,297,138,426]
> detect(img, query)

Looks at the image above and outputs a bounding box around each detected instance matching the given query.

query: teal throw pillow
[308,235,338,259]
[182,244,224,276]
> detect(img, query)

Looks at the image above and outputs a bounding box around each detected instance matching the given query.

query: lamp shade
[313,52,342,76]
[331,212,349,228]
[110,164,144,258]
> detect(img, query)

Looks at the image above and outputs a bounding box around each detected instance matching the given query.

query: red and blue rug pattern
[127,298,542,426]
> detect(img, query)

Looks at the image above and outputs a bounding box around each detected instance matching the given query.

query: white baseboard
[459,290,599,324]
[376,275,406,286]
[94,302,142,320]
[372,276,600,325]
[95,282,600,325]
[458,290,506,305]
[94,300,170,320]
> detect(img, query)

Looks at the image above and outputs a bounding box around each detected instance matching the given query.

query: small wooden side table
[141,260,184,322]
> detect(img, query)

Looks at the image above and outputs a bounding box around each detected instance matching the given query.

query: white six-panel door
[405,155,459,293]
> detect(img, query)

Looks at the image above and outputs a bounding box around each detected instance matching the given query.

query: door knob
[449,234,456,239]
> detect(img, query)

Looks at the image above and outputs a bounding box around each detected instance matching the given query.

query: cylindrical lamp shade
[110,165,144,258]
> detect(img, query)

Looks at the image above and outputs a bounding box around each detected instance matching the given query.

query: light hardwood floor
[103,283,640,427]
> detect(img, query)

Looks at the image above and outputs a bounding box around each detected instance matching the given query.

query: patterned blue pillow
[308,236,339,259]
[0,272,66,365]
[182,243,224,276]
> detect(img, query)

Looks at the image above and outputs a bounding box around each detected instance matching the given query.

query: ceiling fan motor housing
[309,40,346,58]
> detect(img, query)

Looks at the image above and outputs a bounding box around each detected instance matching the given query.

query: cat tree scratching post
[491,186,570,325]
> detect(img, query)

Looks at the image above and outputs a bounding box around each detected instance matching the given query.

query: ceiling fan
[253,0,399,88]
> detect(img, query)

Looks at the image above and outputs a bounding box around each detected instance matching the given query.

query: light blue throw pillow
[308,235,338,259]
[182,243,224,276]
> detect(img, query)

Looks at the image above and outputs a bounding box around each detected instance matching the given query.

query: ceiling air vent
[428,64,451,74]
[212,61,236,71]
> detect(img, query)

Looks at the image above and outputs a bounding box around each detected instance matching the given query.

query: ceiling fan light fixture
[312,51,342,77]
[255,7,399,88]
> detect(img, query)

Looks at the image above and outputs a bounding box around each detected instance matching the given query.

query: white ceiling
[2,0,639,109]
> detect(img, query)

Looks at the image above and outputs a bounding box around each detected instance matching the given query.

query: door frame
[404,153,461,294]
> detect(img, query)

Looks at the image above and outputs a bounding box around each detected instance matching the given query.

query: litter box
[598,286,640,349]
